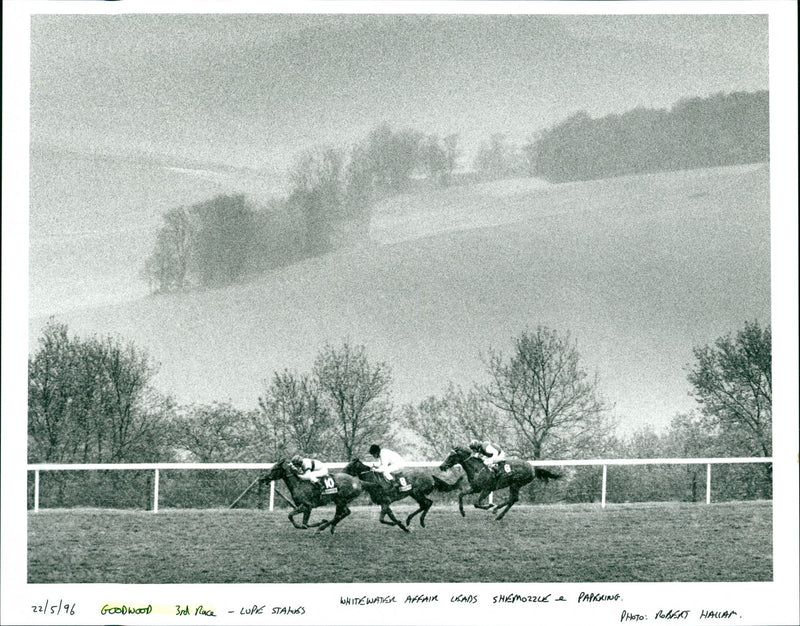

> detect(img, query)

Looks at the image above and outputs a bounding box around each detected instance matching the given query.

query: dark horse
[261,459,362,534]
[341,458,462,531]
[439,446,560,520]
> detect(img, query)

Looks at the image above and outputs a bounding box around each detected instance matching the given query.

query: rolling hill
[28,163,771,434]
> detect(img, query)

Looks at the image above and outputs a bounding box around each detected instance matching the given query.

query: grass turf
[28,501,772,584]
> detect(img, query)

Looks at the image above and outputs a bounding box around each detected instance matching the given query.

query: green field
[28,501,772,584]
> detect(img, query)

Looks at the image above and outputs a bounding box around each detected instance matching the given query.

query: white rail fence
[27,457,771,513]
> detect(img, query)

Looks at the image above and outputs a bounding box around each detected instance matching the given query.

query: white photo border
[3,2,797,625]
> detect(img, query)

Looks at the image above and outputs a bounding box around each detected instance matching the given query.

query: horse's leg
[317,500,345,533]
[473,488,495,510]
[458,490,471,517]
[327,504,351,535]
[458,487,483,516]
[495,485,520,520]
[417,496,434,528]
[379,504,409,533]
[474,493,493,509]
[306,507,328,529]
[300,504,332,529]
[287,505,308,529]
[377,504,397,526]
[405,495,426,527]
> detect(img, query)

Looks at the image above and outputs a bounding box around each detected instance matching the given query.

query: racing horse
[341,458,463,531]
[438,446,560,520]
[260,459,362,534]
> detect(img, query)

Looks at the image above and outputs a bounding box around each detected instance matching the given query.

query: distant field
[28,501,772,584]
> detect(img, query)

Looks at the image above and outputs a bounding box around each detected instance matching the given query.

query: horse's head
[263,458,292,482]
[342,457,371,476]
[439,447,470,471]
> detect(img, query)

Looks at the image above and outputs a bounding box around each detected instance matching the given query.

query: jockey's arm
[483,445,503,465]
[298,460,327,482]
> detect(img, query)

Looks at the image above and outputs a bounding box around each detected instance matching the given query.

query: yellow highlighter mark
[100,603,216,617]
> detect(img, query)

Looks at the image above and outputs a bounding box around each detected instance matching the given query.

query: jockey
[468,439,506,474]
[289,455,329,484]
[368,444,406,485]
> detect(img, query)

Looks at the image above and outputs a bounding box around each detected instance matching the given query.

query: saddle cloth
[318,475,338,495]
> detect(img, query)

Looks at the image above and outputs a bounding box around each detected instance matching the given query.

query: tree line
[142,91,768,294]
[28,320,771,508]
[142,125,461,293]
[527,90,769,182]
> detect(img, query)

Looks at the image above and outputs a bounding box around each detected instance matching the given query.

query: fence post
[705,463,711,505]
[34,470,40,512]
[269,481,275,512]
[601,464,607,509]
[153,468,160,513]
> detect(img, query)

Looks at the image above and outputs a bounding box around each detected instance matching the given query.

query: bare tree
[313,342,393,458]
[170,402,258,462]
[28,321,79,462]
[190,194,255,285]
[420,135,449,186]
[687,320,772,458]
[343,143,375,219]
[443,133,460,185]
[401,383,509,459]
[289,147,345,255]
[142,207,193,293]
[28,320,171,463]
[256,369,334,458]
[474,133,507,179]
[363,123,423,192]
[484,326,614,459]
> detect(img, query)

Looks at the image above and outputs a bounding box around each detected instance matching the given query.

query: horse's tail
[534,467,561,483]
[432,474,464,492]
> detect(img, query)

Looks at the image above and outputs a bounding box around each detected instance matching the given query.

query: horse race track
[28,501,772,584]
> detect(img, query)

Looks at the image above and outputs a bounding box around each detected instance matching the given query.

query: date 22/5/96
[32,599,76,616]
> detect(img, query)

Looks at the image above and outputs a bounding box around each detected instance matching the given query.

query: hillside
[28,144,287,316]
[28,163,771,433]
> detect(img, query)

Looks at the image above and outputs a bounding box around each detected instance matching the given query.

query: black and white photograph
[2,1,798,625]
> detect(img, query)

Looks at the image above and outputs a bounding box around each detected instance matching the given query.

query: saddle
[485,461,510,480]
[314,475,339,496]
[395,473,412,492]
[372,470,412,493]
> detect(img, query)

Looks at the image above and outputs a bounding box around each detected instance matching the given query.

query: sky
[30,14,768,173]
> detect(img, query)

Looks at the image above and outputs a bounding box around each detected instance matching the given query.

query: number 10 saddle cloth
[320,476,338,495]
